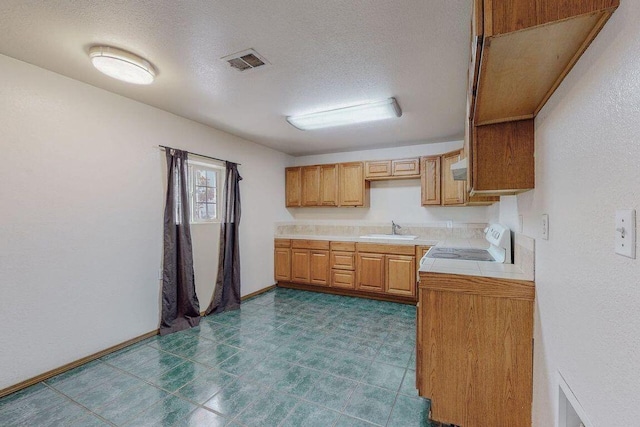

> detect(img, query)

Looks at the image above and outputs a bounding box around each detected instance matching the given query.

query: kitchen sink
[359,234,418,240]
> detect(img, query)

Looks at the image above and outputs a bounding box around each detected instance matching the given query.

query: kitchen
[1,1,638,426]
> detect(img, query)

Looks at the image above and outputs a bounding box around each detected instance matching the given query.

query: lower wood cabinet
[309,250,330,286]
[291,249,310,283]
[356,247,417,298]
[274,247,291,281]
[276,239,418,302]
[417,272,534,427]
[356,253,386,293]
[385,255,416,297]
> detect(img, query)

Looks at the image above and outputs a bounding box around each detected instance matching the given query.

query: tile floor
[0,288,434,427]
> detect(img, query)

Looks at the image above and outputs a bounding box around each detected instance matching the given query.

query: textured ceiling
[0,1,471,155]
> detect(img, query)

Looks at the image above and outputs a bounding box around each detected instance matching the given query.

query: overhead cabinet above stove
[463,0,619,196]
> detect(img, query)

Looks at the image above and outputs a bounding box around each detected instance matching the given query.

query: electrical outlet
[446,220,453,229]
[615,209,636,259]
[541,214,549,240]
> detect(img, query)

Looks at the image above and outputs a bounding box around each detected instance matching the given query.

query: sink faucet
[392,221,402,235]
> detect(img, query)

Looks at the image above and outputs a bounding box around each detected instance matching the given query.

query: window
[175,161,224,224]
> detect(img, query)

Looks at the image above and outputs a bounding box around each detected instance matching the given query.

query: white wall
[0,54,291,389]
[515,2,640,425]
[291,142,490,223]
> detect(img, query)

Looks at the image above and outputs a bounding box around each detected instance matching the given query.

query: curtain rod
[158,145,241,165]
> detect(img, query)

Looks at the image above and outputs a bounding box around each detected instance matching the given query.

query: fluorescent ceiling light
[287,98,402,130]
[89,46,156,85]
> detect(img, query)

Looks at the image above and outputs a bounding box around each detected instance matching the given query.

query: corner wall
[0,54,291,389]
[516,2,640,425]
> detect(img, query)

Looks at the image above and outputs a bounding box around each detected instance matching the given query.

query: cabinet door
[391,158,420,177]
[301,166,321,206]
[285,167,302,207]
[339,162,366,206]
[291,249,310,283]
[421,156,441,206]
[309,250,330,286]
[441,150,466,206]
[365,160,392,179]
[473,120,535,193]
[320,164,338,206]
[356,253,385,293]
[274,248,291,281]
[385,255,416,297]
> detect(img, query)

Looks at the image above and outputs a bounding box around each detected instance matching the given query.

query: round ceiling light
[89,46,156,85]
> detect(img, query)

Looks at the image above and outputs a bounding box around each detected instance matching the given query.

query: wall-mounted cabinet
[472,119,535,194]
[286,162,364,208]
[421,150,495,206]
[420,156,441,206]
[338,162,368,207]
[441,151,466,206]
[365,158,420,180]
[463,0,618,196]
[285,168,302,207]
[473,0,619,125]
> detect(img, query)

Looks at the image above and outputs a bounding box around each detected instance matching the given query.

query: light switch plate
[542,214,549,240]
[615,209,636,259]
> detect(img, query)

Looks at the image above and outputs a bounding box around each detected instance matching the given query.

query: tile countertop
[274,234,442,247]
[275,234,533,282]
[419,257,533,282]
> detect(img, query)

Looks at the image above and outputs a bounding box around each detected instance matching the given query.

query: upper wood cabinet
[421,156,441,206]
[421,151,469,207]
[339,162,367,207]
[441,150,466,206]
[473,0,619,125]
[301,166,321,207]
[365,158,420,180]
[285,167,302,207]
[365,160,392,179]
[472,120,535,194]
[320,164,338,206]
[286,162,366,208]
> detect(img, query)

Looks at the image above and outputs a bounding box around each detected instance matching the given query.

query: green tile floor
[0,288,435,426]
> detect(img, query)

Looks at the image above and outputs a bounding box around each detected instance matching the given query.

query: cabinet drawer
[275,239,291,248]
[331,270,355,289]
[330,241,356,252]
[356,243,415,256]
[330,251,355,270]
[391,158,420,176]
[291,239,331,250]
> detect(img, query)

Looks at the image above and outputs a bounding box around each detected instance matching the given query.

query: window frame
[186,160,225,224]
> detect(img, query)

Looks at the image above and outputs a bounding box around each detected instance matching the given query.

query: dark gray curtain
[205,162,242,315]
[160,148,201,335]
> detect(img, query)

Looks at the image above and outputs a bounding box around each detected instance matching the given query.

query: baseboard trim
[0,329,159,399]
[242,284,277,301]
[277,282,417,305]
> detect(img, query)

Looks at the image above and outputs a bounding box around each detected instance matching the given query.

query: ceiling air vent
[221,49,270,72]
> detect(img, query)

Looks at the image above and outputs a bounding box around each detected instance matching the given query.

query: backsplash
[275,221,488,240]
